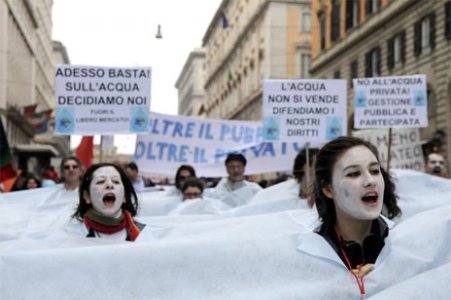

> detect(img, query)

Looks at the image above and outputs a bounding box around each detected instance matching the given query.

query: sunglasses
[64,164,79,170]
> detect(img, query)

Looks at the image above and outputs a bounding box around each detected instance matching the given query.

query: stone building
[175,47,207,116]
[310,0,451,164]
[0,0,69,176]
[202,0,312,121]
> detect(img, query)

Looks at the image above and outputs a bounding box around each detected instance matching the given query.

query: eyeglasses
[64,164,79,170]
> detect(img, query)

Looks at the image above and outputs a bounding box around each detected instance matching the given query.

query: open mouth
[103,193,116,207]
[361,192,378,204]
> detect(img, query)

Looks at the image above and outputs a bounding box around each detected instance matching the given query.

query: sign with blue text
[262,79,347,143]
[134,113,323,177]
[353,75,427,129]
[54,65,151,135]
[352,128,424,171]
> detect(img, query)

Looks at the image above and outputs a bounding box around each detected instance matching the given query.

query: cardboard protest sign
[353,128,425,171]
[134,113,320,177]
[54,65,151,135]
[262,79,347,143]
[353,75,427,129]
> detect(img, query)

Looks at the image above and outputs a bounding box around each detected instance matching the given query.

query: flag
[29,109,52,134]
[76,136,94,169]
[20,104,38,120]
[221,12,229,29]
[0,118,16,182]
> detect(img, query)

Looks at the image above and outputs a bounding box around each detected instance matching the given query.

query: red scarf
[83,210,141,241]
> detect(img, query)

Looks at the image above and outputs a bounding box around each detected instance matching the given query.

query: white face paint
[326,146,384,221]
[86,166,125,218]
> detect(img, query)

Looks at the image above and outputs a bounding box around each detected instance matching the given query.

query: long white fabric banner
[134,113,322,177]
[1,170,451,299]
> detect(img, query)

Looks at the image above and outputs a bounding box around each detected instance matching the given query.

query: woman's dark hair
[181,177,204,193]
[175,165,196,190]
[60,156,83,182]
[72,163,138,221]
[314,136,401,224]
[293,148,320,183]
[25,174,41,189]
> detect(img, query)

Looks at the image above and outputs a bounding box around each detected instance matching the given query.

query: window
[414,13,436,56]
[445,1,451,40]
[333,70,341,79]
[318,11,326,50]
[301,11,311,32]
[299,53,311,78]
[387,31,406,70]
[365,0,381,16]
[350,60,358,87]
[365,47,381,77]
[346,0,360,31]
[331,0,341,42]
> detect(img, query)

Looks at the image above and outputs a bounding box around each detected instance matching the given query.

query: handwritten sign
[353,75,427,129]
[353,128,425,171]
[262,79,347,143]
[134,113,322,177]
[54,65,151,135]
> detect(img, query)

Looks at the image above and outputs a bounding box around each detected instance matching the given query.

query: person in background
[72,163,144,241]
[424,152,447,178]
[24,174,41,189]
[293,148,320,207]
[175,165,197,192]
[60,156,83,191]
[124,162,155,192]
[313,136,401,285]
[204,153,261,207]
[181,177,204,201]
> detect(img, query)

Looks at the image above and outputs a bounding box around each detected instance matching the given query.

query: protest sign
[353,128,424,171]
[262,79,347,143]
[54,65,151,135]
[134,113,322,177]
[353,75,427,129]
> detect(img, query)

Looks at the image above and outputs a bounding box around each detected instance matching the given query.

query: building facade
[175,47,207,116]
[310,0,451,165]
[0,0,69,176]
[202,0,312,121]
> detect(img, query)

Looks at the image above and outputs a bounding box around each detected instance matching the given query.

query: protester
[312,136,401,287]
[204,153,262,207]
[60,156,83,191]
[175,165,196,191]
[124,162,155,192]
[181,177,204,201]
[24,174,41,189]
[293,148,319,207]
[424,152,447,178]
[72,163,145,241]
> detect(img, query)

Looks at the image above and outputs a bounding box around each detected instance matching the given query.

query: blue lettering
[214,148,227,163]
[162,119,173,135]
[157,142,169,160]
[173,121,183,137]
[150,119,159,135]
[220,124,230,141]
[179,145,189,162]
[134,141,145,159]
[167,144,177,161]
[293,143,303,152]
[185,122,195,138]
[243,127,254,144]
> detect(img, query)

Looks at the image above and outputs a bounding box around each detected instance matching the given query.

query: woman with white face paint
[313,136,401,297]
[72,163,145,241]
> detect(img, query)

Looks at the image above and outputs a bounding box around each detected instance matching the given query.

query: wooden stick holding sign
[304,142,310,190]
[386,128,392,172]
